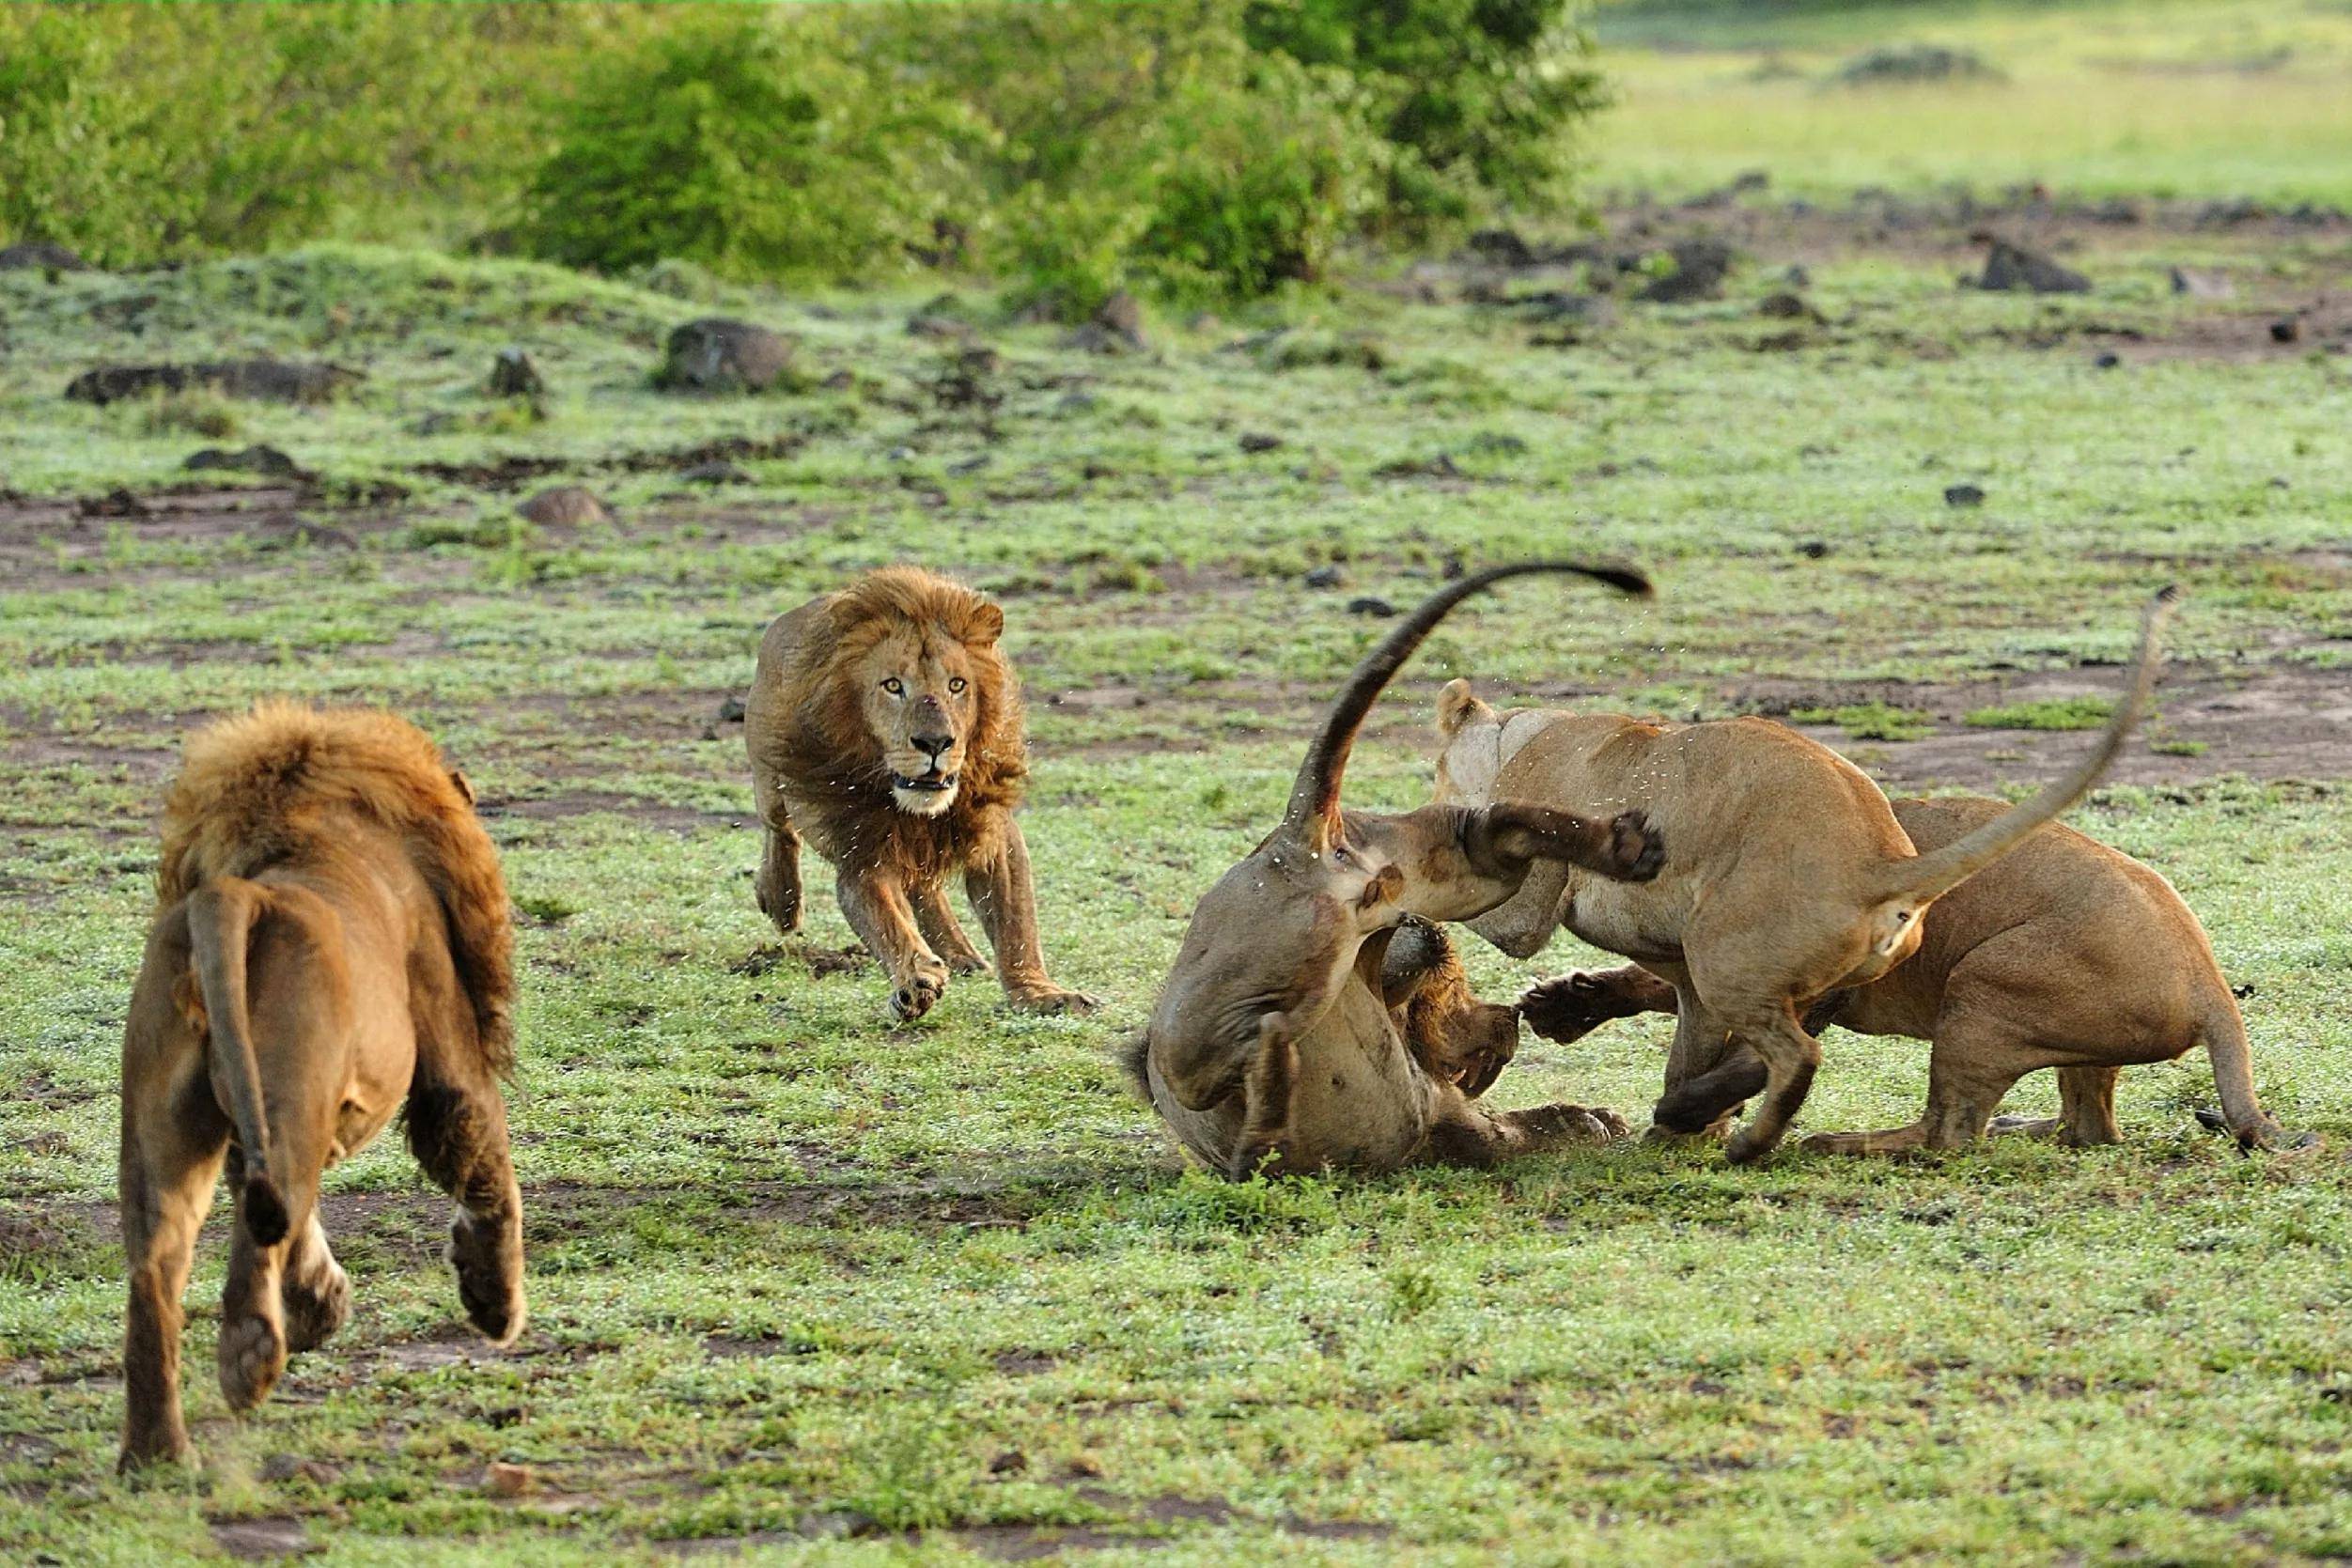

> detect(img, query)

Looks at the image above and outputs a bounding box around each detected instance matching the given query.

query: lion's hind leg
[119,924,230,1468]
[407,1063,525,1347]
[280,1209,350,1353]
[1420,1089,1628,1169]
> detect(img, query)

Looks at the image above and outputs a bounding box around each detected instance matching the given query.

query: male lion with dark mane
[118,704,525,1469]
[745,566,1095,1019]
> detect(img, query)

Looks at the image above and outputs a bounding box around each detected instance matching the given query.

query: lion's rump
[157,701,517,1073]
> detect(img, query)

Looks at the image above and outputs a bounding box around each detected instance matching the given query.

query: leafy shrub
[516,18,988,280]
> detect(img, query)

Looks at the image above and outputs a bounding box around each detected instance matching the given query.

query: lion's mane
[157,702,516,1073]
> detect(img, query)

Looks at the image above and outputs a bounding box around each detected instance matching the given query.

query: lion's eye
[948,676,967,694]
[881,678,904,696]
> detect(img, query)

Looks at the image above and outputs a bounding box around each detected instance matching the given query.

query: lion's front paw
[890,960,950,1021]
[1519,971,1627,1045]
[1606,812,1665,881]
[1005,983,1098,1016]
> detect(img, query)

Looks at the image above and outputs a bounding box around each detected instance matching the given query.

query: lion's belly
[1145,983,1436,1175]
[1563,877,1687,966]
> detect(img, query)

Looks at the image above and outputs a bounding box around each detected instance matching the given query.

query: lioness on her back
[1131,561,1662,1178]
[745,567,1095,1020]
[1518,794,2313,1155]
[118,704,525,1469]
[1430,588,2177,1162]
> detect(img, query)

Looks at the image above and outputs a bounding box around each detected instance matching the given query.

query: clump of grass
[137,389,241,440]
[515,893,581,924]
[1964,695,2117,731]
[2152,737,2209,756]
[1791,701,1934,741]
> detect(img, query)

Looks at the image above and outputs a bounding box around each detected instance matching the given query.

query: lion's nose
[911,732,954,763]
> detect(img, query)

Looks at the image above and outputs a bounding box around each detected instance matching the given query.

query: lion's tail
[2193,994,2316,1155]
[187,878,289,1245]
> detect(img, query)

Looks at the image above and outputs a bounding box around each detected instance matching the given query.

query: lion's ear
[967,600,1005,647]
[447,768,476,805]
[1437,678,1493,737]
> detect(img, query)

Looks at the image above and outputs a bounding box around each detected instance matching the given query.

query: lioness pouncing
[1429,587,2174,1162]
[1519,793,2313,1155]
[1130,561,1660,1178]
[119,704,524,1469]
[745,567,1095,1020]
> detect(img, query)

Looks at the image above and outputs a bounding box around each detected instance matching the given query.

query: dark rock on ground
[488,348,545,398]
[679,460,752,485]
[183,444,305,478]
[1238,432,1284,453]
[0,241,89,272]
[1466,228,1539,268]
[1636,239,1736,303]
[66,360,360,406]
[654,318,794,393]
[1065,290,1150,355]
[1303,566,1345,589]
[1680,170,1770,210]
[1346,597,1397,618]
[2095,351,2123,369]
[1835,44,2002,86]
[1781,263,1813,288]
[1757,291,1826,323]
[2270,318,2301,344]
[1974,240,2090,294]
[1944,483,1987,507]
[1796,540,1831,560]
[2168,267,2234,300]
[1374,453,1464,480]
[1513,290,1612,325]
[946,455,991,477]
[716,694,747,724]
[517,485,610,527]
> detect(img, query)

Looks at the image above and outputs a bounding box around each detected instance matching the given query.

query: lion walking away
[743,566,1097,1020]
[118,703,526,1469]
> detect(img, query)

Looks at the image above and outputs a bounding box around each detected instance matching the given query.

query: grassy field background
[1595,0,2352,203]
[5,4,2352,1563]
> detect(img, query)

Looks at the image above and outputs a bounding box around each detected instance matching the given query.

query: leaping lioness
[745,567,1096,1020]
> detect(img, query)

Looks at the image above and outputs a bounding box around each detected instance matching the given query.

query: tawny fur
[745,566,1092,1019]
[1520,796,2312,1156]
[118,703,525,1471]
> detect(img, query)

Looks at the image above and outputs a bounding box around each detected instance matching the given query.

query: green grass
[1788,700,1937,741]
[1965,695,2119,730]
[4,196,2352,1563]
[1593,0,2352,202]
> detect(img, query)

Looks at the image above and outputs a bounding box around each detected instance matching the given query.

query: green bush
[515,17,989,281]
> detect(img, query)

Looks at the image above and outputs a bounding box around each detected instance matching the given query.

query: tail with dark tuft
[242,1171,289,1245]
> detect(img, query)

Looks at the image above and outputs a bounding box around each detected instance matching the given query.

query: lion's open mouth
[893,772,958,793]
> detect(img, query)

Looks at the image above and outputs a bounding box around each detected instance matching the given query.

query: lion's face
[853,623,986,816]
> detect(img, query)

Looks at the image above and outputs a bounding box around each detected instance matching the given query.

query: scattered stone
[1974,240,2090,294]
[2168,267,2234,301]
[183,444,305,478]
[1064,290,1150,355]
[1238,432,1284,453]
[1781,263,1813,288]
[1465,228,1539,268]
[1374,453,1464,480]
[678,460,752,485]
[716,694,747,724]
[1303,566,1345,589]
[517,485,609,528]
[989,1450,1029,1477]
[946,455,991,477]
[1635,239,1736,303]
[487,348,545,398]
[66,360,360,407]
[2094,351,2122,369]
[1943,483,1987,508]
[1346,596,1396,618]
[486,1462,537,1498]
[2269,317,2301,344]
[654,318,794,393]
[0,241,89,272]
[208,1515,319,1560]
[1757,291,1826,323]
[1796,540,1831,560]
[1834,43,2002,86]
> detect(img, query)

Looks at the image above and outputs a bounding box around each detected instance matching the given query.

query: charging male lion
[745,567,1095,1020]
[1518,795,2312,1155]
[118,704,525,1469]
